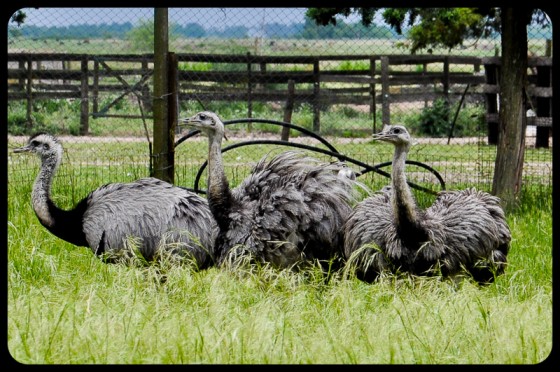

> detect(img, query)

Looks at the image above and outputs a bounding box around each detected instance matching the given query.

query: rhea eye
[393,128,401,134]
[199,114,206,120]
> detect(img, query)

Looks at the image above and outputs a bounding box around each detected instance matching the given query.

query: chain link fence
[7,8,552,201]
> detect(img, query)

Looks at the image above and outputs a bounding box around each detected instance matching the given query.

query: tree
[10,9,27,26]
[127,19,179,51]
[492,8,531,211]
[306,7,550,212]
[8,9,27,38]
[126,19,157,51]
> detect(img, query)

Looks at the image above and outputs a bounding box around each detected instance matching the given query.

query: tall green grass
[7,141,552,364]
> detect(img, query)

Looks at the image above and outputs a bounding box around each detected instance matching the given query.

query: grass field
[6,137,552,364]
[8,35,551,58]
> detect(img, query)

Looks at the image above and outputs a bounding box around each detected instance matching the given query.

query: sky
[16,7,364,28]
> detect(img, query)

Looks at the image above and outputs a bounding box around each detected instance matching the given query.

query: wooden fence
[7,53,553,147]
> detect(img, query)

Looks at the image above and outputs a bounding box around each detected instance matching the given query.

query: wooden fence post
[369,57,377,133]
[25,57,32,131]
[484,58,499,145]
[443,56,450,123]
[535,40,553,148]
[381,56,390,126]
[167,52,178,182]
[18,60,25,92]
[141,56,152,113]
[423,62,428,108]
[281,79,295,141]
[152,8,173,183]
[247,52,253,130]
[535,62,552,148]
[80,57,89,135]
[313,59,320,132]
[259,61,266,91]
[93,59,99,114]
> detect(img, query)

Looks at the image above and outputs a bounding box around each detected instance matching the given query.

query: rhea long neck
[31,151,65,229]
[30,148,91,248]
[206,130,234,229]
[31,150,93,247]
[391,143,421,231]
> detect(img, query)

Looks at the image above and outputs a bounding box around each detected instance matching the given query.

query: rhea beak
[372,132,388,141]
[372,125,392,141]
[178,117,195,127]
[13,145,30,153]
[175,117,199,139]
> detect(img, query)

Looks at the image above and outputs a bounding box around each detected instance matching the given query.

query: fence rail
[7,52,553,147]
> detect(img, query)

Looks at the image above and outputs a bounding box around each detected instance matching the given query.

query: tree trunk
[492,8,531,212]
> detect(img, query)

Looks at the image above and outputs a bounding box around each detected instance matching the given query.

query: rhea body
[14,132,218,267]
[180,111,358,270]
[343,125,511,283]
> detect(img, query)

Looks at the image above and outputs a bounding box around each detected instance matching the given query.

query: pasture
[7,36,551,58]
[6,136,552,364]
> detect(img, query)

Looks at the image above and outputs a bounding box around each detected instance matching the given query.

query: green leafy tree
[299,18,337,39]
[8,9,27,38]
[127,19,156,51]
[306,7,551,212]
[127,19,179,51]
[10,9,27,26]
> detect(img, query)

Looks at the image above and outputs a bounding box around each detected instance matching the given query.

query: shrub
[417,98,451,137]
[406,99,484,138]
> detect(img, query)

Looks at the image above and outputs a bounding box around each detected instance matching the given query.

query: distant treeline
[8,18,551,41]
[8,19,403,40]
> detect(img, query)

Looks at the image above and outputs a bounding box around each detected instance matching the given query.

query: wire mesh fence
[7,7,553,200]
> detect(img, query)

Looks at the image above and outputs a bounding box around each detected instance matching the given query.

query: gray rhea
[179,111,359,271]
[13,132,218,267]
[343,125,511,284]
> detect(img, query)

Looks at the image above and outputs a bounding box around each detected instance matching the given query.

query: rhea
[13,132,218,268]
[179,111,358,271]
[343,125,511,284]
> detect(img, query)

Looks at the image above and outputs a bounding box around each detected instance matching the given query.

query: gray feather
[344,125,511,284]
[14,132,218,268]
[180,111,360,271]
